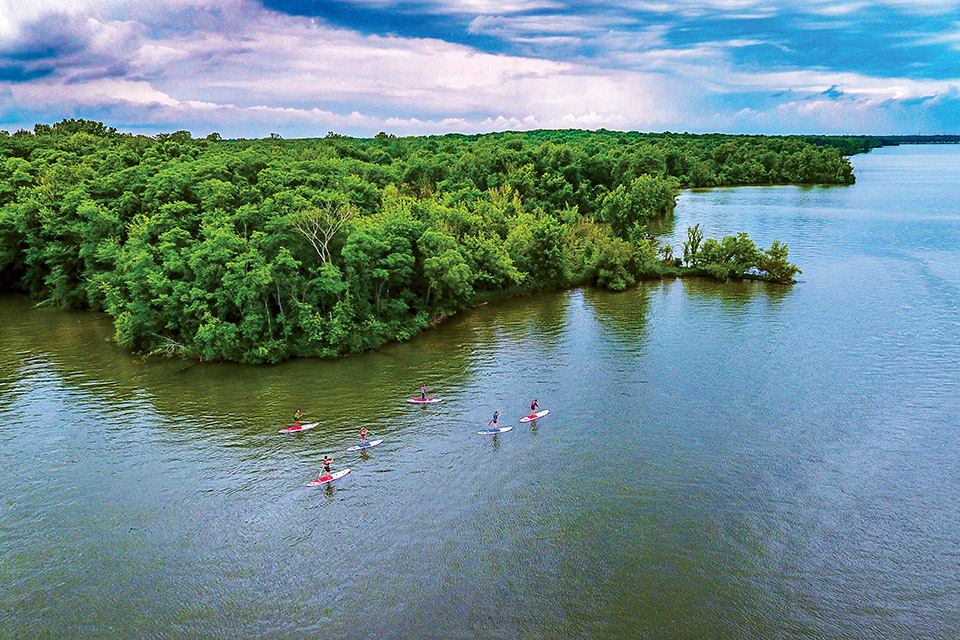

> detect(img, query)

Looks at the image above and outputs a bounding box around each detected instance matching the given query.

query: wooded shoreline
[1,121,847,362]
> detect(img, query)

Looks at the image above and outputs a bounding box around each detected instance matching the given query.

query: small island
[1,121,849,363]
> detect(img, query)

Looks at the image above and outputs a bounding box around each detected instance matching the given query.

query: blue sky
[1,0,959,137]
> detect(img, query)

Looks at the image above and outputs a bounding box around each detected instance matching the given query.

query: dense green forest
[0,120,840,362]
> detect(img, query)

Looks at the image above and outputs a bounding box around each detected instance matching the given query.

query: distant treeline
[1,120,827,362]
[868,134,960,146]
[803,134,960,155]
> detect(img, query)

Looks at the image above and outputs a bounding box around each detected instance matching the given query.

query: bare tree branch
[290,202,354,264]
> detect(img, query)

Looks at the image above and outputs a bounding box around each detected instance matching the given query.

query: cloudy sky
[1,0,958,138]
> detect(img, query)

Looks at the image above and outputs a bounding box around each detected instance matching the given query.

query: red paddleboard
[519,409,549,423]
[407,398,442,404]
[279,421,320,433]
[308,468,351,485]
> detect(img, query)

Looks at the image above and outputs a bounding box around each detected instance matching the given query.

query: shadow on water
[0,274,788,431]
[680,276,794,310]
[447,288,571,352]
[645,208,678,238]
[0,293,494,437]
[580,283,653,342]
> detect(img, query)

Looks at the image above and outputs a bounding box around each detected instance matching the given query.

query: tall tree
[289,202,354,265]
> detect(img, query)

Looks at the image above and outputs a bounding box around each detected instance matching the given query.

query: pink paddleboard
[308,468,351,485]
[279,421,320,433]
[519,409,549,423]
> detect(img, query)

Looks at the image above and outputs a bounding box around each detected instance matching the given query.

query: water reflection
[0,292,497,438]
[646,208,678,238]
[451,289,571,355]
[680,276,793,309]
[580,282,653,341]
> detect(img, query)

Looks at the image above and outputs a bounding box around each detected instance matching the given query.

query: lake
[1,144,958,639]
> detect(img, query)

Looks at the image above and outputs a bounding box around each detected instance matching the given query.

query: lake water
[1,145,959,639]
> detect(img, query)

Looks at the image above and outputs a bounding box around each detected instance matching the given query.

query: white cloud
[2,0,959,137]
[16,78,182,106]
[329,0,959,21]
[0,0,240,39]
[608,0,960,18]
[870,0,960,15]
[727,68,960,102]
[468,13,624,37]
[801,2,869,16]
[909,21,960,49]
[328,0,564,15]
[0,0,691,136]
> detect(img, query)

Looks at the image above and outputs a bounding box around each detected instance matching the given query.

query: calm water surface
[2,145,959,639]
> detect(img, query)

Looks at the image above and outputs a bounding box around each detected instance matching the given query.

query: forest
[0,120,846,362]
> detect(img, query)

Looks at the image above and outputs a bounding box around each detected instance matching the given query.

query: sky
[1,0,959,138]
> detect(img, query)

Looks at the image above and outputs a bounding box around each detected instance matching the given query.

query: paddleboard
[308,468,351,485]
[478,425,514,435]
[519,409,549,423]
[278,421,320,433]
[346,439,384,452]
[407,398,442,404]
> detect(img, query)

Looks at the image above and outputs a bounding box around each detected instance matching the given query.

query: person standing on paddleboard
[359,428,367,447]
[294,409,302,428]
[489,411,501,431]
[421,385,427,400]
[321,455,332,479]
[530,399,540,417]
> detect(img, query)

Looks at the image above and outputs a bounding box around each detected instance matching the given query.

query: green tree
[1,122,823,362]
[697,233,761,278]
[600,174,677,240]
[756,241,801,282]
[683,223,703,266]
[417,228,474,313]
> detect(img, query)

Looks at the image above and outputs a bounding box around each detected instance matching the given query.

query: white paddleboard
[346,439,384,452]
[308,468,351,485]
[407,398,442,404]
[478,425,514,435]
[279,421,320,433]
[519,409,549,423]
